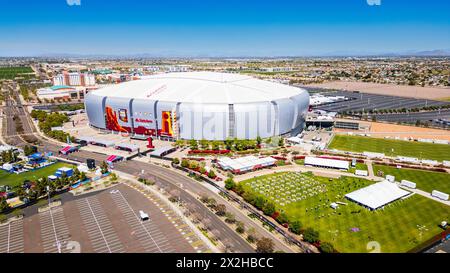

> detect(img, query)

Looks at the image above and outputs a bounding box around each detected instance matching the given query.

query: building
[36,85,77,100]
[304,156,349,170]
[53,72,96,87]
[85,72,310,140]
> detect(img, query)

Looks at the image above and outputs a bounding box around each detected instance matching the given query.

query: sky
[0,0,449,57]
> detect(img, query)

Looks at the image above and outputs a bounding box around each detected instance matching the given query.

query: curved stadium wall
[84,72,310,141]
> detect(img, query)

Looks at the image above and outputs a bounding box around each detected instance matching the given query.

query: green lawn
[240,172,450,253]
[373,164,450,194]
[328,135,450,161]
[0,162,73,189]
[0,66,34,79]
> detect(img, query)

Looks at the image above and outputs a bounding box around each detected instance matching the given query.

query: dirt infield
[307,81,450,100]
[334,120,450,141]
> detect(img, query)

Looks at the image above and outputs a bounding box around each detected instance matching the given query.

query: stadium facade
[84,72,309,140]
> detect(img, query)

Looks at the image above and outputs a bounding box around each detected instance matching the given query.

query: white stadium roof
[345,181,410,210]
[90,72,305,104]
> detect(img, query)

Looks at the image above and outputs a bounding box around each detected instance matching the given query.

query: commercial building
[85,72,310,140]
[53,72,96,87]
[304,156,349,170]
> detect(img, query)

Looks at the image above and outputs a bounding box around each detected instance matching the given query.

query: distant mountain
[412,49,450,56]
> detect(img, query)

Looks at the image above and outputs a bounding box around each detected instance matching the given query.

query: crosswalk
[0,220,24,253]
[110,190,174,253]
[76,197,125,253]
[39,207,71,253]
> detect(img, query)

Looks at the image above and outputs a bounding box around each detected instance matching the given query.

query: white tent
[345,181,410,210]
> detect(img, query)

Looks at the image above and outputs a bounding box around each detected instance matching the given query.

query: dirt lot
[307,81,450,100]
[334,119,450,141]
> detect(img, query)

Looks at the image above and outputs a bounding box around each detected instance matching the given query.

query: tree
[100,161,109,174]
[289,220,303,234]
[181,159,189,168]
[320,242,335,253]
[189,139,198,150]
[276,212,289,225]
[215,204,227,216]
[235,221,245,234]
[207,198,217,208]
[224,178,236,190]
[225,212,236,224]
[262,201,276,216]
[207,170,216,179]
[278,137,284,147]
[79,172,87,182]
[172,158,180,165]
[0,198,10,213]
[256,136,262,145]
[256,237,274,253]
[253,196,266,209]
[303,228,320,243]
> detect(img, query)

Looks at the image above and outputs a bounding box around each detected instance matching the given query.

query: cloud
[66,0,81,6]
[367,0,381,6]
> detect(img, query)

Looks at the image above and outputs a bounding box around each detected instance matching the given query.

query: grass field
[329,135,450,161]
[373,164,450,194]
[0,162,73,189]
[240,172,450,252]
[0,66,34,80]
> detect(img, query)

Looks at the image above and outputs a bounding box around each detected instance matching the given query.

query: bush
[224,178,236,190]
[320,242,335,253]
[172,158,180,164]
[262,202,275,216]
[235,221,245,234]
[288,220,302,234]
[303,228,320,243]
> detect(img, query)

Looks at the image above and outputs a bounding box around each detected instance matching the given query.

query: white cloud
[367,0,381,6]
[66,0,81,6]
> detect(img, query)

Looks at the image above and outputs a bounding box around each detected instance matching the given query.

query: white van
[139,210,149,221]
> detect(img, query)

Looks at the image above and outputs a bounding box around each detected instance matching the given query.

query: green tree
[224,178,236,190]
[0,198,10,213]
[303,228,319,243]
[207,170,216,179]
[320,242,335,253]
[100,161,109,174]
[181,159,189,168]
[253,196,266,209]
[215,204,227,216]
[289,220,303,234]
[262,201,275,216]
[256,136,262,145]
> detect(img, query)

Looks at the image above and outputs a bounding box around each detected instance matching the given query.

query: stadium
[85,72,310,140]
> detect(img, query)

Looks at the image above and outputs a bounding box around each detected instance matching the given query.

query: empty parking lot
[0,183,210,253]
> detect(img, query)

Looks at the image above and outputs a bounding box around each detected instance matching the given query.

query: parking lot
[0,183,210,253]
[315,91,448,113]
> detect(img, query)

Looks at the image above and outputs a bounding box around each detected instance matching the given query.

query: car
[139,210,149,221]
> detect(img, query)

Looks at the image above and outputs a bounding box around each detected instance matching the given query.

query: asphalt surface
[1,184,202,253]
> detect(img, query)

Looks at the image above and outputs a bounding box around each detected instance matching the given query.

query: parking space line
[110,190,165,253]
[84,198,112,253]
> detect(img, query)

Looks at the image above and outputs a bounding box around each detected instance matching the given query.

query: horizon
[1,0,449,57]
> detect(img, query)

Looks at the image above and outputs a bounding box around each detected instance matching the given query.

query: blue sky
[0,0,449,56]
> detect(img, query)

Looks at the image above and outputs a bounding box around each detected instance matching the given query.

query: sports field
[0,66,34,79]
[373,164,450,194]
[328,135,450,161]
[240,172,450,253]
[0,162,73,189]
